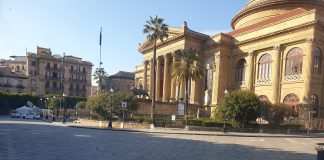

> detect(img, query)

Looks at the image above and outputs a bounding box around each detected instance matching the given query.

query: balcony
[16,84,25,89]
[45,67,62,72]
[45,87,63,93]
[68,78,87,83]
[1,84,12,88]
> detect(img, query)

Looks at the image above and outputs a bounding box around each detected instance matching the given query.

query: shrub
[219,90,260,127]
[264,103,289,125]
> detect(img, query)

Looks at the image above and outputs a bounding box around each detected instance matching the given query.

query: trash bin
[316,143,324,160]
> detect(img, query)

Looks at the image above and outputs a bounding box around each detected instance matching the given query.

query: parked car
[10,110,21,118]
[23,113,41,119]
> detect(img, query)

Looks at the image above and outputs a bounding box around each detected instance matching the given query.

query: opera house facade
[135,0,324,117]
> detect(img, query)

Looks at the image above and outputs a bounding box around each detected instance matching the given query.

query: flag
[99,27,102,46]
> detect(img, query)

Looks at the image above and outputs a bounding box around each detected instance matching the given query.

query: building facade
[0,46,93,97]
[135,0,324,117]
[108,71,135,92]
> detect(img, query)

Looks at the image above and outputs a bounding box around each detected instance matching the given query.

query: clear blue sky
[0,0,249,75]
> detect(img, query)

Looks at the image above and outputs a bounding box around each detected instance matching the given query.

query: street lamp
[223,89,228,134]
[62,93,66,124]
[303,100,311,135]
[108,88,114,128]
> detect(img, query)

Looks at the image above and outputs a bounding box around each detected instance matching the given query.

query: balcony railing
[16,85,25,89]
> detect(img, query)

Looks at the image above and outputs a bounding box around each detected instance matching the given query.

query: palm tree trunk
[151,40,157,127]
[185,75,189,126]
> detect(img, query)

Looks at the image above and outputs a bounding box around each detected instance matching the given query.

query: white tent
[16,106,34,115]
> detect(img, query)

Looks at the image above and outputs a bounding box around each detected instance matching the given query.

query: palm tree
[143,15,168,128]
[171,48,203,126]
[93,67,108,93]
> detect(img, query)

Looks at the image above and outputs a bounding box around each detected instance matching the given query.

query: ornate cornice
[235,20,316,46]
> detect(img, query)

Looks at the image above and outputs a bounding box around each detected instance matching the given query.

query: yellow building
[135,0,324,117]
[108,71,135,92]
[0,46,93,97]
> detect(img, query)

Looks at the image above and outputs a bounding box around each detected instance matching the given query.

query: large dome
[232,0,324,30]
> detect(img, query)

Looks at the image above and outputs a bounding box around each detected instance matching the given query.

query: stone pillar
[149,59,154,97]
[246,51,255,91]
[179,79,185,99]
[143,61,148,91]
[162,54,171,102]
[156,57,162,101]
[304,38,314,102]
[272,45,281,103]
[170,54,177,101]
[211,52,221,105]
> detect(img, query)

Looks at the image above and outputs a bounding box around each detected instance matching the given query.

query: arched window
[285,48,303,76]
[313,48,322,77]
[235,59,246,82]
[258,54,272,80]
[283,93,300,117]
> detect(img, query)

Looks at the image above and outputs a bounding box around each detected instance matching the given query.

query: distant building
[0,66,28,93]
[90,85,98,96]
[107,71,135,92]
[0,46,93,97]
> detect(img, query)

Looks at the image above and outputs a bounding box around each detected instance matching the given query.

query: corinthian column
[162,54,171,102]
[246,51,255,91]
[143,61,148,91]
[272,45,281,103]
[156,57,162,101]
[304,38,315,102]
[149,59,154,97]
[170,53,177,101]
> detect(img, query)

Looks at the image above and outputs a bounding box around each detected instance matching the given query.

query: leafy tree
[46,96,61,110]
[219,90,260,127]
[93,67,109,92]
[86,93,110,120]
[76,101,86,109]
[64,96,86,109]
[171,48,203,125]
[264,103,289,125]
[0,92,39,114]
[109,92,139,117]
[143,15,169,125]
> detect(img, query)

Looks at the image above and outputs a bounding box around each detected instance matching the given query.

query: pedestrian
[45,114,48,120]
[52,115,55,122]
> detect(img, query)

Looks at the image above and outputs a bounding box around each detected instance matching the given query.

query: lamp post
[223,89,228,134]
[108,88,114,128]
[62,93,66,124]
[303,100,311,135]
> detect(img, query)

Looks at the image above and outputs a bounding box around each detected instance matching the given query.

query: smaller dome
[232,0,324,30]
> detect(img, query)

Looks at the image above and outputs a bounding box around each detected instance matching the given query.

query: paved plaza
[0,117,322,160]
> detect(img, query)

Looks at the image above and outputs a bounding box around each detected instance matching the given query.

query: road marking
[285,138,309,145]
[305,138,321,143]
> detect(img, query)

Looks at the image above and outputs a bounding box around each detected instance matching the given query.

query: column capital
[248,51,254,57]
[215,53,221,59]
[164,53,171,59]
[305,37,316,45]
[273,44,281,51]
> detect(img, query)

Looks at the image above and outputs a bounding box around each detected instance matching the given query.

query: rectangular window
[31,79,37,85]
[54,63,57,69]
[32,61,36,67]
[47,63,50,69]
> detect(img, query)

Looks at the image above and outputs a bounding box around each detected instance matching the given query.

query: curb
[67,125,319,138]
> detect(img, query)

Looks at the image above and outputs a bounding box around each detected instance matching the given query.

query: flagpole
[99,27,102,69]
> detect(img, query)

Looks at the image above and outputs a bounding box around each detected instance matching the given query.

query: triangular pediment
[138,27,184,53]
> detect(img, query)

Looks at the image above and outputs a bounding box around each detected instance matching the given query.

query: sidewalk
[67,123,324,138]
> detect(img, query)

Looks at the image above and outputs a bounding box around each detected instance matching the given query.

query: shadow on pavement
[0,119,317,160]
